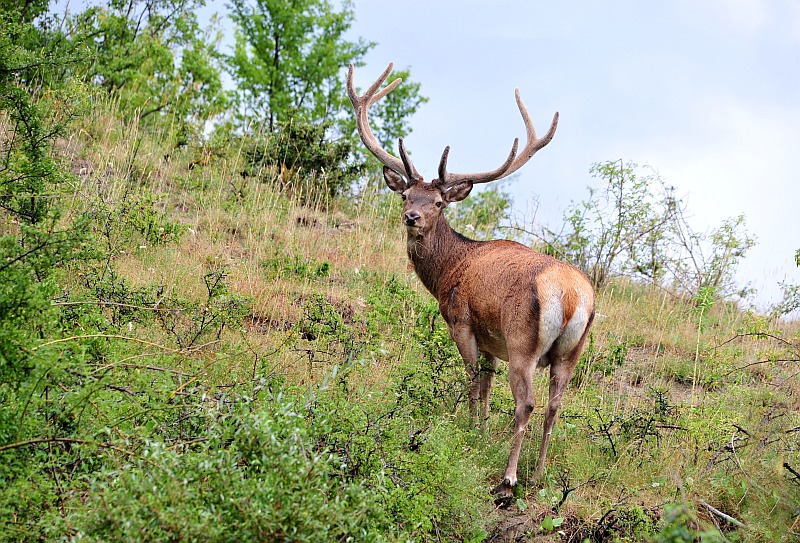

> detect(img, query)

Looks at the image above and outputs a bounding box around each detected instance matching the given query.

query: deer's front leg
[448,324,483,424]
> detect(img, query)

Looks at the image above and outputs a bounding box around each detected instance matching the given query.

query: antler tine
[437,146,451,187]
[347,63,414,180]
[370,78,402,106]
[438,138,519,189]
[399,138,422,183]
[503,88,559,177]
[346,63,392,108]
[439,88,558,189]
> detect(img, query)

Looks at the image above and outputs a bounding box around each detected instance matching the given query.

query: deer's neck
[407,216,475,297]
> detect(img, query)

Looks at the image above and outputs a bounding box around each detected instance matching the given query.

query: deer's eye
[401,194,407,201]
[435,201,443,208]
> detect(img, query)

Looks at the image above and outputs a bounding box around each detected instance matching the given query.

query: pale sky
[343,0,800,312]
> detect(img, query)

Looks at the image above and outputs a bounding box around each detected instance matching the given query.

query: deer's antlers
[347,63,559,190]
[437,89,559,191]
[347,63,413,181]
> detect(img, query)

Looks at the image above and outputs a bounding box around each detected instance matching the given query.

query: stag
[347,63,595,498]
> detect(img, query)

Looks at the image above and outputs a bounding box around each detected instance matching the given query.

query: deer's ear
[442,181,473,204]
[383,166,407,193]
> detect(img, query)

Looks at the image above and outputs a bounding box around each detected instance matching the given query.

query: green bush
[244,118,365,200]
[446,184,513,240]
[60,392,398,542]
[33,375,489,543]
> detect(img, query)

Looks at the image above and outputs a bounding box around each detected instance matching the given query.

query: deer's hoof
[492,480,515,508]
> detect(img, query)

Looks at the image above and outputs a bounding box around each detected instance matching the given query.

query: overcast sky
[341,0,799,311]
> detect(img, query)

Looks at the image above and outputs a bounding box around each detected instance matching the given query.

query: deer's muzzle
[403,211,420,226]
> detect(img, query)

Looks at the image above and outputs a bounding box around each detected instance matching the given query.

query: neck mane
[406,215,476,296]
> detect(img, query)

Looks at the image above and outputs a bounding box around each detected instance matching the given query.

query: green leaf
[541,515,564,531]
[466,529,489,543]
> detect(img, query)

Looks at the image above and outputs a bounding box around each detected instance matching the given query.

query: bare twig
[33,334,218,356]
[784,463,800,486]
[700,499,744,527]
[167,350,225,400]
[699,434,749,477]
[92,354,191,376]
[724,358,797,377]
[554,471,599,511]
[731,424,751,437]
[33,334,184,353]
[502,224,566,259]
[715,332,799,351]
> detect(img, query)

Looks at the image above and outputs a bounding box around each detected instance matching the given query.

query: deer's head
[347,63,559,237]
[381,141,478,237]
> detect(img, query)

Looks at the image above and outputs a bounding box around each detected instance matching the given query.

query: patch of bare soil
[486,512,537,543]
[486,508,588,543]
[486,504,659,543]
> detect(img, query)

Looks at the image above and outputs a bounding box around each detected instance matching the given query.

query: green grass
[1,97,799,542]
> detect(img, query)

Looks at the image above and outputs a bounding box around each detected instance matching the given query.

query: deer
[347,63,595,499]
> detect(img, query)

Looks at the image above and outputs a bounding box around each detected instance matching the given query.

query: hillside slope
[2,101,799,542]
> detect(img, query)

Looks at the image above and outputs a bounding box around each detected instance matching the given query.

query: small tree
[446,184,514,240]
[770,249,800,319]
[542,160,757,303]
[227,0,427,140]
[68,0,229,142]
[243,116,364,198]
[669,212,757,302]
[0,0,49,25]
[543,160,677,288]
[228,0,371,131]
[0,1,91,402]
[227,0,428,197]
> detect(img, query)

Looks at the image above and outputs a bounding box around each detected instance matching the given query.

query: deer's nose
[403,211,420,226]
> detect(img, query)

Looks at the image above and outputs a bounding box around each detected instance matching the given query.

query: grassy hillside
[2,98,800,542]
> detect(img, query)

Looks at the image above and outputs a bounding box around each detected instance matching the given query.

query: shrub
[59,392,399,542]
[542,160,676,288]
[446,183,513,240]
[244,117,365,200]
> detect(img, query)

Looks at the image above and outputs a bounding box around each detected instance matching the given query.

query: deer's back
[437,239,594,362]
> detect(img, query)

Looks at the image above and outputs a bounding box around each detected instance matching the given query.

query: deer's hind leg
[494,353,538,499]
[477,353,499,427]
[533,325,591,481]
